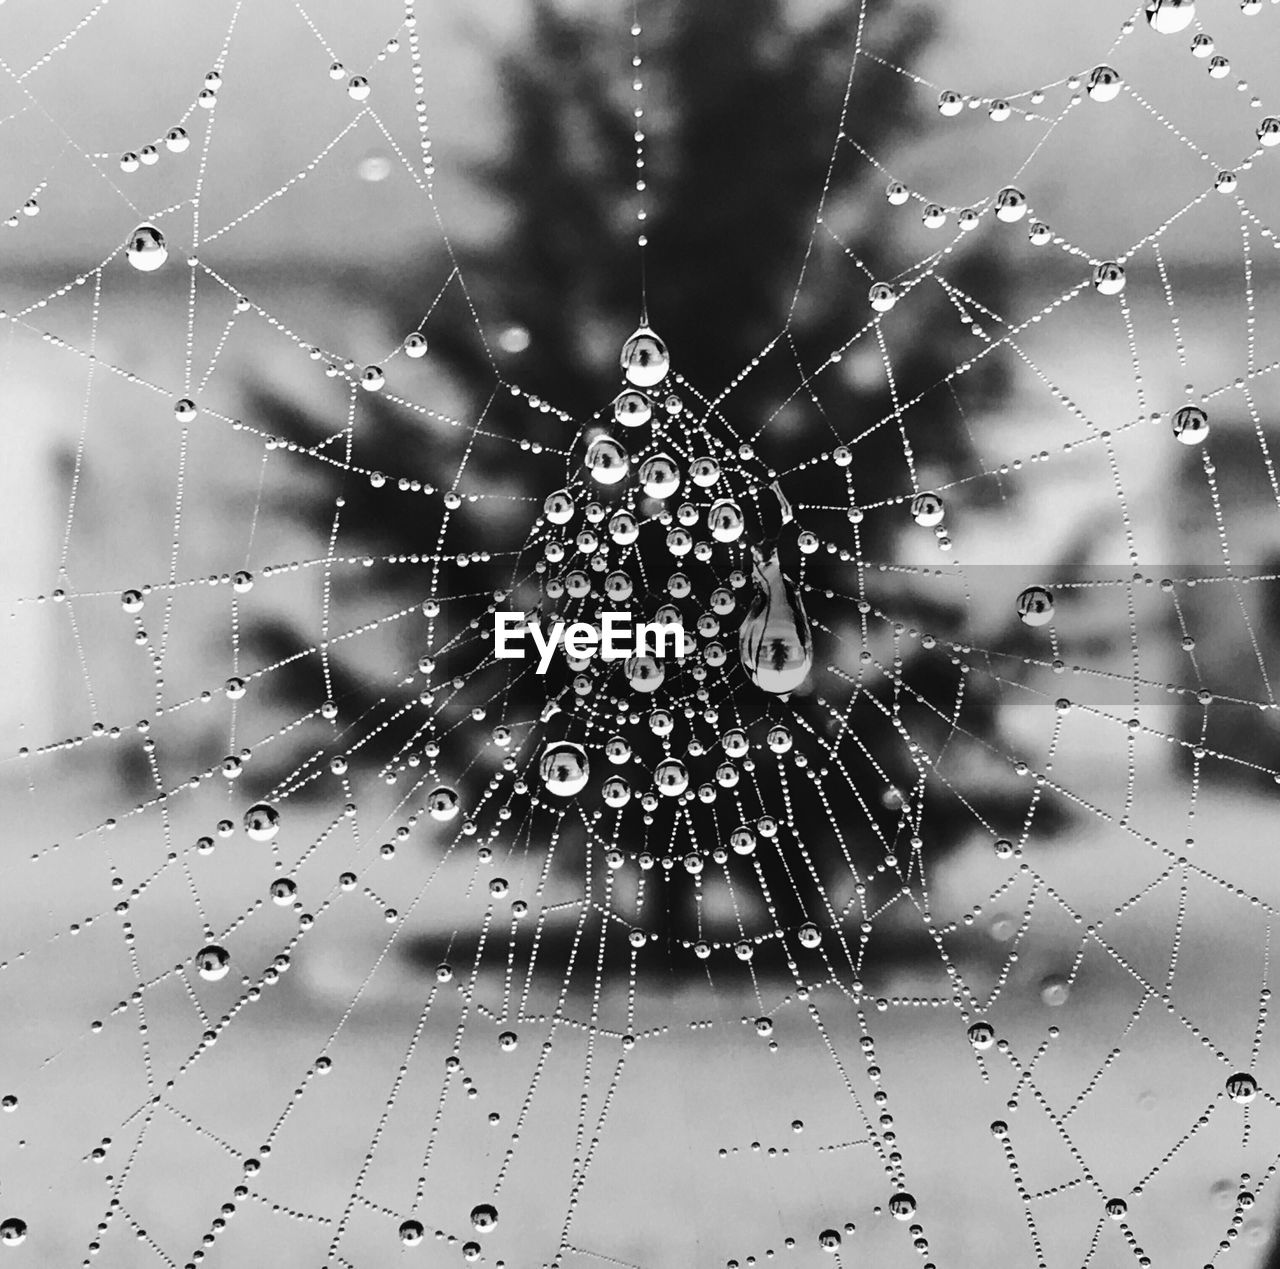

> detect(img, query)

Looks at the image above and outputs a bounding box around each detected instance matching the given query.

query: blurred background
[5,0,1280,1265]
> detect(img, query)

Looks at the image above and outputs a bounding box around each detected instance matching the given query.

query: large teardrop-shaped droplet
[738,548,813,696]
[538,742,590,797]
[126,223,168,272]
[620,325,670,388]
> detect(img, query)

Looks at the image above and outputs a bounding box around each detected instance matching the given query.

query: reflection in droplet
[1016,586,1055,627]
[126,224,168,272]
[196,945,231,982]
[620,325,670,388]
[586,435,629,486]
[539,742,590,797]
[1145,0,1195,33]
[739,548,813,696]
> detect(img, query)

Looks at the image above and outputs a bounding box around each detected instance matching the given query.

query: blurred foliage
[242,0,1064,977]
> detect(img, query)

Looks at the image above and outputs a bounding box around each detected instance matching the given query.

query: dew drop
[690,457,720,487]
[888,1192,916,1220]
[126,224,167,273]
[1086,65,1123,102]
[1226,1072,1258,1103]
[1016,586,1055,627]
[195,944,231,982]
[818,1229,841,1251]
[1092,261,1126,295]
[654,758,689,797]
[585,435,629,486]
[613,390,653,427]
[620,325,670,388]
[544,489,575,525]
[869,282,897,313]
[1172,405,1209,445]
[639,453,681,499]
[910,491,945,527]
[708,498,745,543]
[967,1020,996,1050]
[1145,0,1195,33]
[469,1203,498,1233]
[995,186,1027,222]
[0,1219,26,1247]
[398,1219,424,1247]
[539,742,590,797]
[739,548,813,696]
[427,786,461,821]
[243,802,280,841]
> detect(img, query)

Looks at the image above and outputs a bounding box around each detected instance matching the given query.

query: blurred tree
[244,0,1061,982]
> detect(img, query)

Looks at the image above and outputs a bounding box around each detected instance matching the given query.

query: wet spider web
[5,0,1280,1266]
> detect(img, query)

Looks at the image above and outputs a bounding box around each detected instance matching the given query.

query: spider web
[3,0,1280,1266]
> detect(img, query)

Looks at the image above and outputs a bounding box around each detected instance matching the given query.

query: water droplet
[639,453,681,499]
[739,548,813,696]
[1145,0,1196,34]
[269,878,296,905]
[888,1192,916,1220]
[427,786,460,821]
[498,1031,518,1051]
[470,1203,498,1233]
[886,180,910,204]
[1087,65,1123,102]
[544,489,575,525]
[361,365,385,392]
[620,325,670,388]
[403,331,428,358]
[243,802,280,841]
[1105,1197,1128,1220]
[1016,586,1055,627]
[398,1219,424,1246]
[605,735,632,764]
[539,742,590,797]
[126,224,167,272]
[910,491,945,527]
[602,775,631,807]
[1215,170,1238,193]
[608,510,639,545]
[1028,221,1053,246]
[0,1219,26,1247]
[625,655,666,694]
[585,435,629,486]
[654,758,689,797]
[995,187,1027,222]
[968,1020,996,1049]
[818,1229,841,1251]
[613,390,652,427]
[690,457,720,488]
[1258,118,1280,147]
[938,90,964,117]
[1227,1072,1258,1103]
[347,75,370,101]
[165,127,189,153]
[1093,261,1126,295]
[195,945,231,982]
[708,498,745,543]
[1172,405,1209,445]
[869,282,897,313]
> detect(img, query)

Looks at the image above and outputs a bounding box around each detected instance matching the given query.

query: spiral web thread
[5,0,1280,1265]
